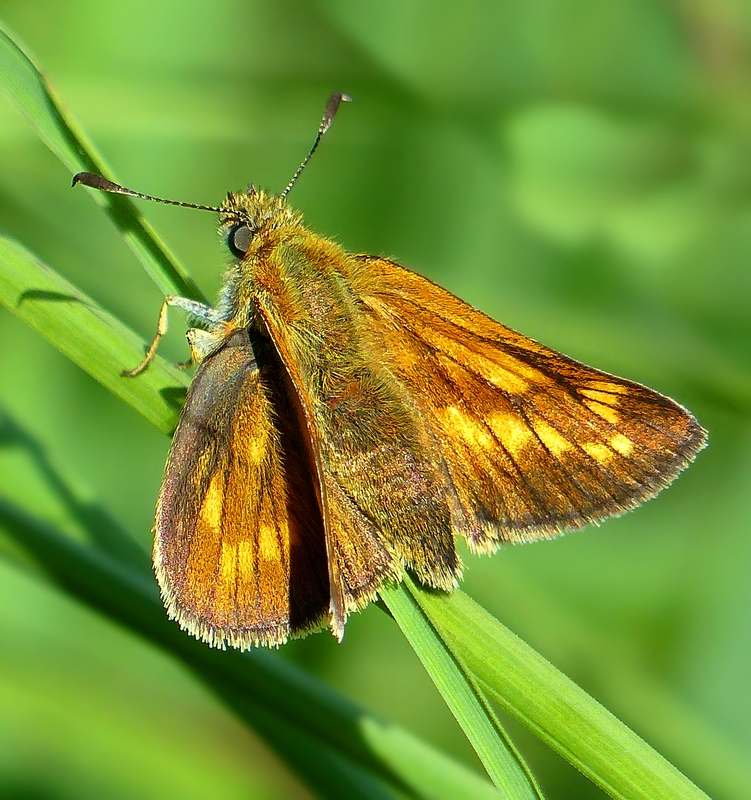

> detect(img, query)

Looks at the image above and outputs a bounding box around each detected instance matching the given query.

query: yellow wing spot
[199,472,225,533]
[584,399,619,424]
[219,543,236,584]
[242,431,267,466]
[486,363,529,394]
[532,420,571,457]
[583,442,612,463]
[588,381,629,395]
[581,389,620,406]
[487,411,532,457]
[210,543,239,619]
[259,524,281,560]
[442,406,493,449]
[610,433,633,456]
[431,332,533,394]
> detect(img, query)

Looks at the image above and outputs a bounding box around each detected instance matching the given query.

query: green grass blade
[0,494,500,800]
[0,22,205,301]
[381,579,544,799]
[407,582,711,800]
[0,234,186,433]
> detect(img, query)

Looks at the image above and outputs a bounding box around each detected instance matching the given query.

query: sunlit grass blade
[381,580,544,799]
[485,569,751,800]
[0,495,500,800]
[406,581,711,800]
[0,22,204,301]
[0,234,186,434]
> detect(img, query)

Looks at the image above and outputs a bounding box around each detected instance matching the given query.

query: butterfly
[73,94,707,649]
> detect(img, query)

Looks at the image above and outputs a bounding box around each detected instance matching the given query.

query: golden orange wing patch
[358,256,707,553]
[154,329,329,648]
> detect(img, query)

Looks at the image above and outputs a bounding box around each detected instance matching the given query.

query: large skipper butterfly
[73,94,706,649]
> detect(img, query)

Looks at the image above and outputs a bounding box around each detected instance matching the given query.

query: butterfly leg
[122,295,221,377]
[185,327,230,367]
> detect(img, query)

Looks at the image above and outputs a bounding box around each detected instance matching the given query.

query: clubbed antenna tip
[71,171,226,214]
[280,92,351,200]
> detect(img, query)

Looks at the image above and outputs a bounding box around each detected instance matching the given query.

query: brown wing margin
[358,256,707,551]
[154,329,329,649]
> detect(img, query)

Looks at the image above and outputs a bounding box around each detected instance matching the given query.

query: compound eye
[227,223,254,258]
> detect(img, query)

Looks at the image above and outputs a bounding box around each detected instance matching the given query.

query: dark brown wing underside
[154,329,329,649]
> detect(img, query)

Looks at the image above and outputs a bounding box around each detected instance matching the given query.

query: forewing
[358,257,707,551]
[154,329,329,649]
[253,273,464,637]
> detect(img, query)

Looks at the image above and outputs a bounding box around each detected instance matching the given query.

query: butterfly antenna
[280,92,351,201]
[71,172,243,217]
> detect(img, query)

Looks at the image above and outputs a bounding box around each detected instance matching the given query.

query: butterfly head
[220,188,303,261]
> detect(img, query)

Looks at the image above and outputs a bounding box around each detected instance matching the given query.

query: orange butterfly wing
[154,329,329,648]
[357,256,707,553]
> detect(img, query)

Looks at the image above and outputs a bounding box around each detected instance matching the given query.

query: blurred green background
[0,1,749,798]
